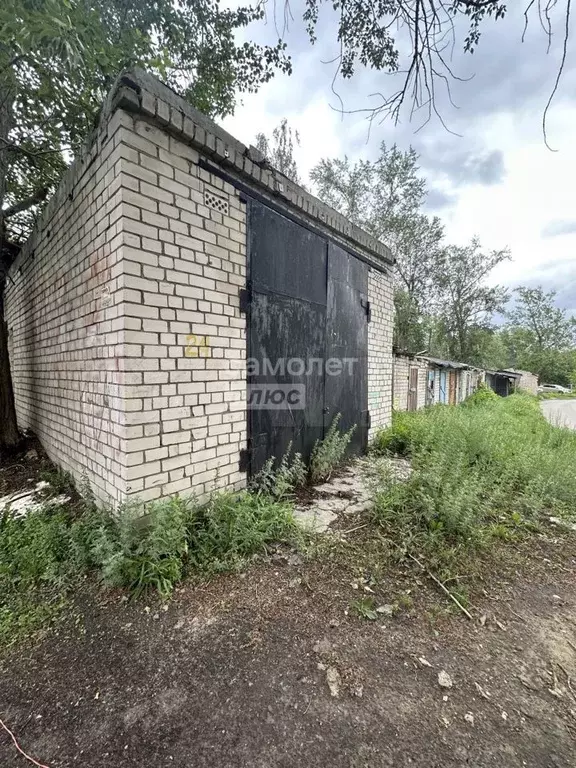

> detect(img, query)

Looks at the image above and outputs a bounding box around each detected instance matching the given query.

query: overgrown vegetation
[461,382,499,408]
[310,414,356,483]
[1,416,361,648]
[0,490,297,648]
[250,442,307,500]
[250,415,356,494]
[371,394,576,595]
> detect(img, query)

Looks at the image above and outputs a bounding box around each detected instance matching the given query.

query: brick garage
[510,369,539,395]
[5,69,394,506]
[392,353,429,411]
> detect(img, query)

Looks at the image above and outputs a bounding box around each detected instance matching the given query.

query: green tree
[310,143,444,350]
[255,118,302,183]
[506,287,576,351]
[0,0,290,452]
[434,238,510,363]
[501,287,576,385]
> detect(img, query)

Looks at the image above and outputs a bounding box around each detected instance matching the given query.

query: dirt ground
[0,435,60,499]
[2,520,576,768]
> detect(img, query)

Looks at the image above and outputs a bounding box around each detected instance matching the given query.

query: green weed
[250,442,307,500]
[351,596,379,620]
[538,391,576,400]
[1,487,298,648]
[462,382,499,407]
[310,414,356,482]
[371,393,576,582]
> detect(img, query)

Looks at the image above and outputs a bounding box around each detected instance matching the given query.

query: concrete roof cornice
[106,68,395,269]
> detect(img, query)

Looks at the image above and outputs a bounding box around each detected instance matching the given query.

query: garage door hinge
[239,284,252,314]
[361,298,371,322]
[366,411,371,430]
[239,448,250,473]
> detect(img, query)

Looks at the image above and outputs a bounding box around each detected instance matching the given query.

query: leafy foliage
[0,489,297,647]
[91,498,189,598]
[310,143,444,349]
[251,441,307,500]
[186,492,296,572]
[499,288,576,386]
[433,239,510,363]
[0,0,291,245]
[371,394,576,581]
[507,287,576,351]
[351,596,378,620]
[371,410,421,457]
[461,382,499,407]
[310,413,356,482]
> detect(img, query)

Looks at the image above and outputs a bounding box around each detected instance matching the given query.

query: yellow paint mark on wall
[185,334,211,358]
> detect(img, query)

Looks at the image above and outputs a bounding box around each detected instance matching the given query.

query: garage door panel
[248,286,325,474]
[249,204,327,306]
[247,201,369,475]
[325,245,368,455]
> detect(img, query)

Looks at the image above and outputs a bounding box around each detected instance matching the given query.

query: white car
[538,383,571,394]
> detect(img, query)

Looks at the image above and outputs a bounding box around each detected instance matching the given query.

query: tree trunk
[0,74,21,454]
[0,286,20,453]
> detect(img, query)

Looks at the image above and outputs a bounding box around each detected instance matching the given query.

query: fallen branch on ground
[376,527,475,620]
[406,553,474,621]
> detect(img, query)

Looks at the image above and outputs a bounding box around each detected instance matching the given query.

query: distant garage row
[393,351,539,411]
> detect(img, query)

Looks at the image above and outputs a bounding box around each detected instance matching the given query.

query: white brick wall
[5,111,129,504]
[393,354,429,411]
[513,370,539,395]
[368,269,394,438]
[119,116,247,502]
[5,111,248,505]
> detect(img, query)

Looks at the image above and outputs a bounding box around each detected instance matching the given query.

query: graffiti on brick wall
[185,334,211,358]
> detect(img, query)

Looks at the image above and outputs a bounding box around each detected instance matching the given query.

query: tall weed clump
[310,414,356,482]
[250,442,307,499]
[1,489,298,647]
[371,394,576,579]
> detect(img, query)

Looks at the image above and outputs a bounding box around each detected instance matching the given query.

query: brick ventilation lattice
[204,190,229,215]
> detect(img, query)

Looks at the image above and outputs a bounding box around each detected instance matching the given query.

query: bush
[371,410,425,456]
[81,492,297,594]
[186,492,296,572]
[1,488,298,647]
[0,504,77,590]
[371,393,576,580]
[462,383,499,407]
[310,414,356,482]
[91,497,190,598]
[0,501,83,648]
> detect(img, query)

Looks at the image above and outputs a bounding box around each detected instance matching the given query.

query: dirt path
[2,532,576,768]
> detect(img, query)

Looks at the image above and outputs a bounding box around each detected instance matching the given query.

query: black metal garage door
[246,200,369,476]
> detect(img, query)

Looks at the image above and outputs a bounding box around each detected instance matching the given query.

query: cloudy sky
[220,1,576,315]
